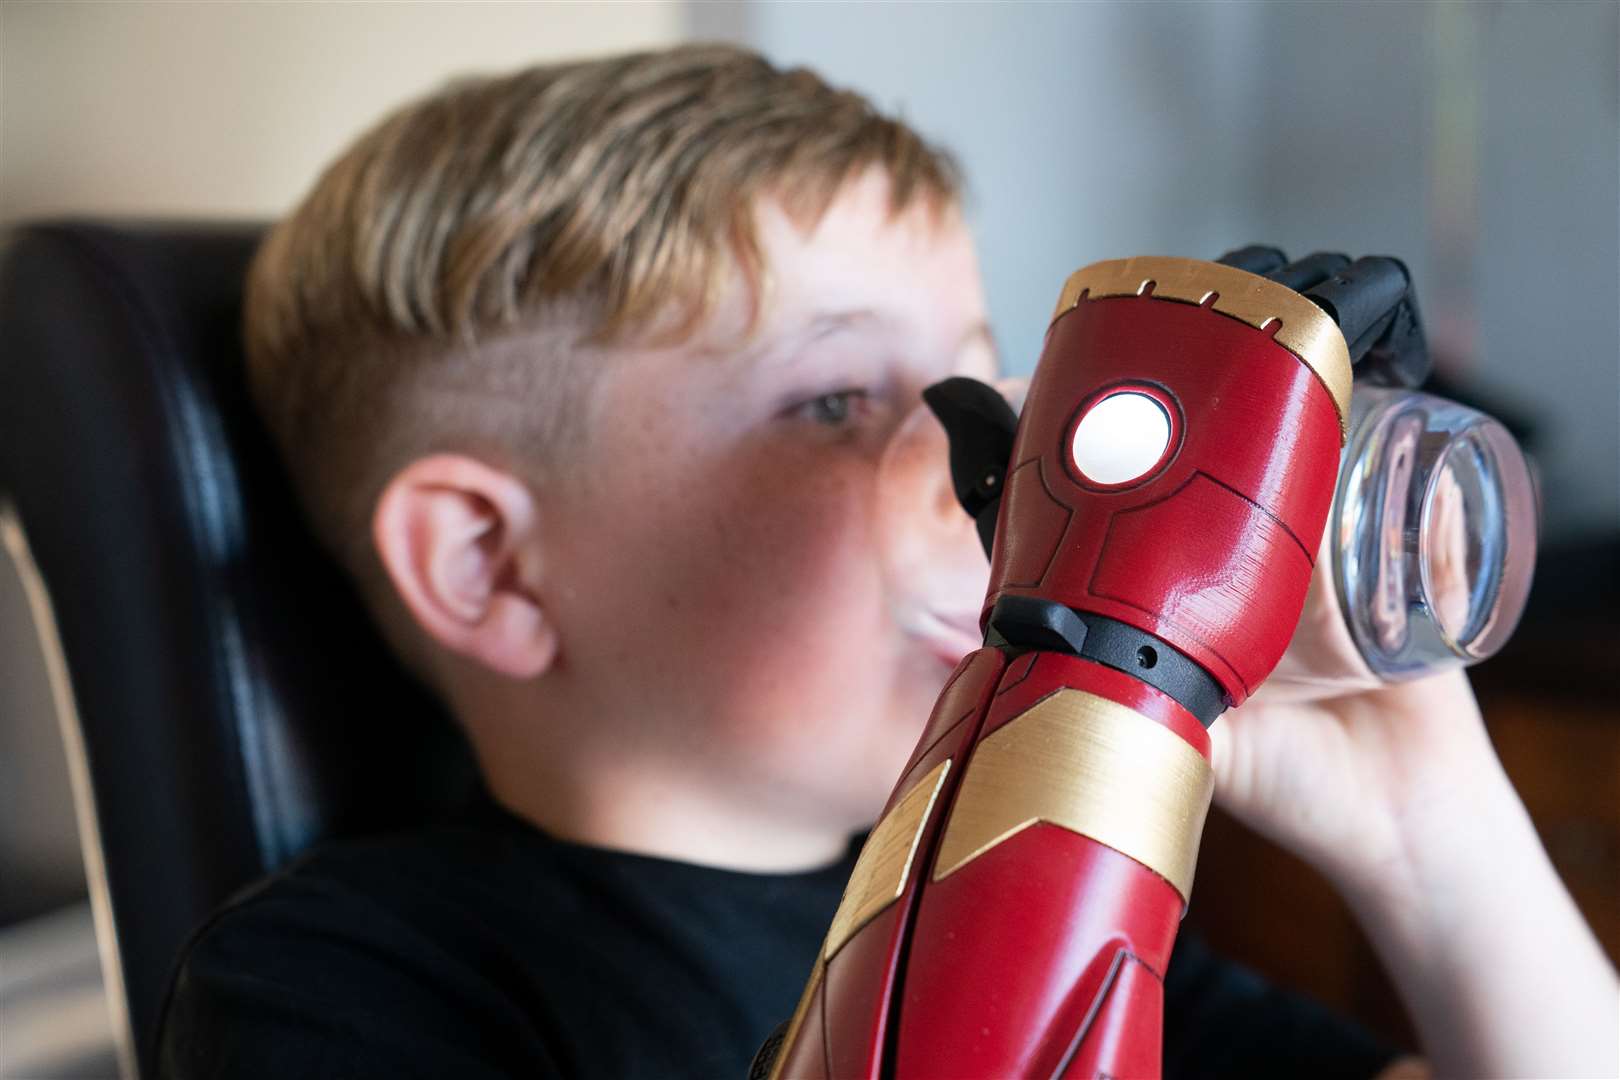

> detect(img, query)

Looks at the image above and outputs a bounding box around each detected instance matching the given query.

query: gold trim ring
[1051,256,1352,440]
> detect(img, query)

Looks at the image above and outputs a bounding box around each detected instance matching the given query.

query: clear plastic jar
[1331,385,1539,680]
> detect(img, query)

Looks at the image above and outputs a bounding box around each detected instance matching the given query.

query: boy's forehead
[711,174,984,364]
[766,174,973,289]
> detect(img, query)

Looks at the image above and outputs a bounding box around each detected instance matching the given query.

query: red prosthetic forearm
[761,257,1351,1080]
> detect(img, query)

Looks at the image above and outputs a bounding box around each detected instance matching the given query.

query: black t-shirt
[157,791,1401,1079]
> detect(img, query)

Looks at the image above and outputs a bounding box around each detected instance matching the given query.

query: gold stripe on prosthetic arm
[822,758,952,963]
[1050,256,1352,438]
[931,690,1214,903]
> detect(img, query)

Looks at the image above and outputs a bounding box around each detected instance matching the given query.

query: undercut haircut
[244,43,961,594]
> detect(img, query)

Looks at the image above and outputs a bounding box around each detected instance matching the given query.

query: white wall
[0,1,684,223]
[1473,3,1619,543]
[737,0,1619,541]
[737,1,1271,378]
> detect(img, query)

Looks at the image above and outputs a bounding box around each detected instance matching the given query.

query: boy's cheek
[561,440,871,645]
[700,457,886,657]
[558,423,931,816]
[655,451,895,687]
[695,461,942,802]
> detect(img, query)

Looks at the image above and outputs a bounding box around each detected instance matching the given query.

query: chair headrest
[0,221,475,1072]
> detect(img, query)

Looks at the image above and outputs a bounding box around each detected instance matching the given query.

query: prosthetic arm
[753,248,1437,1080]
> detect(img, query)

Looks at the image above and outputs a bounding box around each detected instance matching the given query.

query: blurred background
[2,2,1615,1076]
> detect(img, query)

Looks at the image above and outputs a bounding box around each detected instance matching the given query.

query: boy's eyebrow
[714,308,878,371]
[728,310,999,374]
[761,308,881,367]
[809,308,880,339]
[764,311,997,365]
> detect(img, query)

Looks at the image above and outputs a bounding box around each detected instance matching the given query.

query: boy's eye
[795,388,871,426]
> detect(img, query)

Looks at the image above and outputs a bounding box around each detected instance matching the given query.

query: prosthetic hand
[752,248,1534,1080]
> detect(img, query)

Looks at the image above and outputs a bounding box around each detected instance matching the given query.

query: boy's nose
[879,392,980,549]
[876,379,1028,638]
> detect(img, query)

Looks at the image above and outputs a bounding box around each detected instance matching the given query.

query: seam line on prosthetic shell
[1050,256,1352,441]
[931,688,1214,903]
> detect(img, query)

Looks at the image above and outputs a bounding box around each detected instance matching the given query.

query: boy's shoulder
[155,807,1402,1080]
[156,803,859,1080]
[155,817,568,1079]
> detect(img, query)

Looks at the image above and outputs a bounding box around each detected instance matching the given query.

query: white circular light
[1071,391,1172,485]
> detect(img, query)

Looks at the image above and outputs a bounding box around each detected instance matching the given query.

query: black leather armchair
[0,222,475,1079]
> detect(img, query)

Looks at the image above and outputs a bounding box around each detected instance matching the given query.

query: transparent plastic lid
[1331,386,1539,681]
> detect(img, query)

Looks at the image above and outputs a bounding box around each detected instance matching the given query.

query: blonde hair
[244,43,961,583]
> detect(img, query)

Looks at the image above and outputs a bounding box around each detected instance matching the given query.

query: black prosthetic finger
[1360,298,1430,387]
[923,377,1019,556]
[1303,256,1431,386]
[1302,256,1408,357]
[1216,245,1289,275]
[1266,251,1351,293]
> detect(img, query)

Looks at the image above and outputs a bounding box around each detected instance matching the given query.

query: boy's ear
[371,454,557,680]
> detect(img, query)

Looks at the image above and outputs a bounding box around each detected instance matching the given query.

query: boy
[158,44,1617,1079]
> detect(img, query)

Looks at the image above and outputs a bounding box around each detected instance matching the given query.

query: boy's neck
[477,742,855,874]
